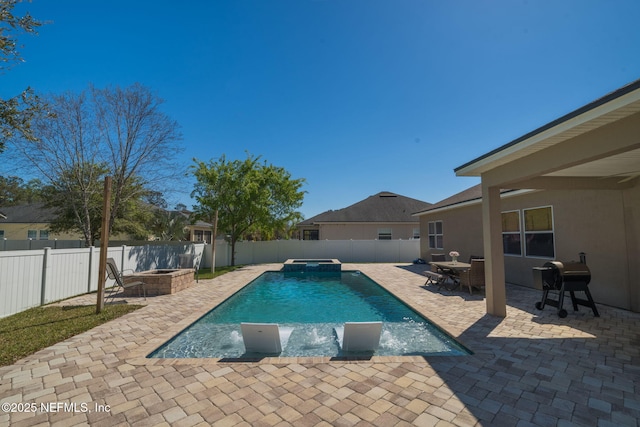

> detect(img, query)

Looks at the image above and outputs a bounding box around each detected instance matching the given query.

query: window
[524,206,554,258]
[501,211,521,256]
[39,230,49,240]
[303,230,319,240]
[0,230,4,239]
[412,228,420,239]
[377,228,392,240]
[428,221,443,249]
[27,230,37,239]
[193,230,212,243]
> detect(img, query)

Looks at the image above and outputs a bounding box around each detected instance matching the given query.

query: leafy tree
[147,209,189,241]
[0,175,42,205]
[1,0,45,151]
[191,153,306,265]
[7,83,183,243]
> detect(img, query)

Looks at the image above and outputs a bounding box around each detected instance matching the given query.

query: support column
[482,181,507,317]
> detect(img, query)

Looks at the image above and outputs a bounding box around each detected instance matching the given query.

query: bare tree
[8,83,183,244]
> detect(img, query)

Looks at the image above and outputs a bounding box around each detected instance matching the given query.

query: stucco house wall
[0,222,80,240]
[319,222,420,240]
[419,185,639,311]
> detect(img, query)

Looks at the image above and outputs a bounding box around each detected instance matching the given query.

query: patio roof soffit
[477,110,640,189]
[502,175,638,191]
[455,79,640,182]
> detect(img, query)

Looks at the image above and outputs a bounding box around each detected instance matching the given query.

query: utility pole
[96,176,112,314]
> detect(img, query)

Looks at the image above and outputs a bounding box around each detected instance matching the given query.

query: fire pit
[123,268,195,296]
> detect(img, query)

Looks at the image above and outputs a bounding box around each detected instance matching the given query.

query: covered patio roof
[456,78,640,183]
[454,78,640,317]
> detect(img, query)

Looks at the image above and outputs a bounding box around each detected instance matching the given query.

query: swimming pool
[148,271,470,358]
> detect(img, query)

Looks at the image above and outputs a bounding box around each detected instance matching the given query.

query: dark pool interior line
[148,270,471,359]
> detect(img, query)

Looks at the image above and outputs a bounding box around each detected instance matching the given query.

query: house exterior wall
[0,222,79,240]
[419,184,640,311]
[318,223,420,240]
[419,205,483,260]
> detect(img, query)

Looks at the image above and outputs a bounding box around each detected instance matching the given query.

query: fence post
[87,246,95,293]
[40,247,51,306]
[121,245,127,271]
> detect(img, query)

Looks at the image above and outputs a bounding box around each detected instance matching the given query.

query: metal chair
[105,258,147,302]
[179,253,200,283]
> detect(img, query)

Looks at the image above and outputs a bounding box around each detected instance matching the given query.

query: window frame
[523,205,555,259]
[501,210,522,257]
[427,220,443,249]
[412,228,420,240]
[377,228,392,240]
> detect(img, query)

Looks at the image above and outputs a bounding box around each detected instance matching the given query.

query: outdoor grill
[532,253,599,317]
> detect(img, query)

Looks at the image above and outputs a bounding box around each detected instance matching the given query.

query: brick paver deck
[1,263,639,426]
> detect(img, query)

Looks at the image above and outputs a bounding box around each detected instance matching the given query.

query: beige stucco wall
[319,223,420,240]
[419,184,640,311]
[0,222,80,240]
[418,205,484,261]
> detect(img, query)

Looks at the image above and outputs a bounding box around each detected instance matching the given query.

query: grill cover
[535,261,590,290]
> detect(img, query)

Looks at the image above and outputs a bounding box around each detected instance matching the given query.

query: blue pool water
[149,271,470,358]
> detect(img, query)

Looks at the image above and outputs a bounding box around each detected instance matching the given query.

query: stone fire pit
[123,268,195,296]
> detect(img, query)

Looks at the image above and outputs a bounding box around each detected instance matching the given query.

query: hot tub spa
[283,258,341,272]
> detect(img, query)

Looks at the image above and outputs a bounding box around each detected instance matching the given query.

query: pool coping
[128,263,472,366]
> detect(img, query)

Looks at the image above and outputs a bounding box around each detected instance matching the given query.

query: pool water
[148,271,470,358]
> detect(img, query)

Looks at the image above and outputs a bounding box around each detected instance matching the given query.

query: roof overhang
[455,79,640,182]
[413,189,536,217]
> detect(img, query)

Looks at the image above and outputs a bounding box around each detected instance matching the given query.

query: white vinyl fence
[0,242,206,319]
[207,239,420,267]
[1,239,419,319]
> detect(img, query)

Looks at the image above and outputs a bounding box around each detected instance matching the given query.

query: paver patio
[1,263,639,426]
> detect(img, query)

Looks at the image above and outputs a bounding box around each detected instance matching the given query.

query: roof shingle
[299,192,432,225]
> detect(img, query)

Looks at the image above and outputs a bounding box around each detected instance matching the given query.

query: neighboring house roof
[413,184,532,216]
[172,209,212,228]
[299,192,432,225]
[0,203,59,224]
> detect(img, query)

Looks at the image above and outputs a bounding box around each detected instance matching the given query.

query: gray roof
[0,203,59,223]
[299,192,432,225]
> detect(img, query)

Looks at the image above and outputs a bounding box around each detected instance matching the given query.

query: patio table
[429,261,472,290]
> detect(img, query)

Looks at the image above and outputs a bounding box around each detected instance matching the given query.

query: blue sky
[3,0,640,218]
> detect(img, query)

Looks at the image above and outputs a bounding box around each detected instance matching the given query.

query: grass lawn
[0,304,143,367]
[0,265,242,367]
[196,265,243,280]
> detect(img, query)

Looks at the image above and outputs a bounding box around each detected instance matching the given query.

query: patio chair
[179,253,201,283]
[334,321,382,353]
[431,254,446,262]
[468,255,483,263]
[459,259,485,295]
[105,258,147,302]
[240,323,294,354]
